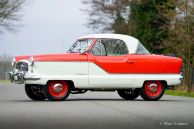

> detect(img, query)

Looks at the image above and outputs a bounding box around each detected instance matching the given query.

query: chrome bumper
[9,70,41,84]
[9,70,25,84]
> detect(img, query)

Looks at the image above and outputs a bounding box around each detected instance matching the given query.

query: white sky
[0,0,92,56]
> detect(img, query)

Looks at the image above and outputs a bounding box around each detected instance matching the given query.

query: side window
[102,39,128,56]
[91,38,128,56]
[112,40,128,55]
[91,39,106,56]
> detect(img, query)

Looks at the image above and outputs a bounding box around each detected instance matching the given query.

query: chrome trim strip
[24,77,41,81]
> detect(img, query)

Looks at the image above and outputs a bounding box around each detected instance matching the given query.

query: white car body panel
[25,62,182,89]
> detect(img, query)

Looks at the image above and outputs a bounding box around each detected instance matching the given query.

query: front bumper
[9,70,25,84]
[9,70,41,84]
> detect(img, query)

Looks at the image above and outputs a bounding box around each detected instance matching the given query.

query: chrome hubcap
[53,83,63,92]
[149,83,158,92]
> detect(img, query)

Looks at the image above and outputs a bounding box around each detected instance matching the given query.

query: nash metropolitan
[9,34,183,101]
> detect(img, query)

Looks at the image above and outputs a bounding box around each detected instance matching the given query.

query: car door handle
[126,60,134,63]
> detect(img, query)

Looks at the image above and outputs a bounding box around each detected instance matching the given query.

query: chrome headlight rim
[29,56,34,66]
[11,57,16,67]
[15,60,30,73]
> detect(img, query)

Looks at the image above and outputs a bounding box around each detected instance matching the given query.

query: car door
[88,38,135,86]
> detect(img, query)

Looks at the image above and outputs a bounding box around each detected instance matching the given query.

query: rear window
[136,42,150,54]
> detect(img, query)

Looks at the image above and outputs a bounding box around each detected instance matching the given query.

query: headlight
[11,58,16,67]
[29,56,34,66]
[16,62,28,72]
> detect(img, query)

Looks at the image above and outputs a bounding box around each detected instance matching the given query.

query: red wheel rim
[48,81,68,99]
[144,81,162,97]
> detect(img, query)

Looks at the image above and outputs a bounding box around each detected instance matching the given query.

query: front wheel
[117,89,140,100]
[44,80,70,101]
[25,84,46,100]
[140,81,165,101]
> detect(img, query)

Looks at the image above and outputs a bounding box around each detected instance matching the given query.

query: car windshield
[136,42,150,54]
[67,39,94,53]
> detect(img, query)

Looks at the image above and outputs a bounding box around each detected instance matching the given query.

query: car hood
[15,53,88,62]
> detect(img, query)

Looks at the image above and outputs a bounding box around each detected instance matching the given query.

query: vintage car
[9,34,183,101]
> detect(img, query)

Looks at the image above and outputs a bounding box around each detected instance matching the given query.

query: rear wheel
[140,81,165,101]
[44,80,70,101]
[25,84,46,100]
[117,89,140,100]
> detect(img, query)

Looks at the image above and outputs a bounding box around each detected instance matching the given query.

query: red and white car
[9,34,183,101]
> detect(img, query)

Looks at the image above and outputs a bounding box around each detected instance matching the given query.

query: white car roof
[79,34,139,54]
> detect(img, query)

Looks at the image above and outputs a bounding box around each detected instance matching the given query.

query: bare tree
[0,0,25,33]
[0,54,12,80]
[82,0,130,32]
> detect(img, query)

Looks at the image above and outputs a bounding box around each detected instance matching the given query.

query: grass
[0,80,10,84]
[165,90,194,98]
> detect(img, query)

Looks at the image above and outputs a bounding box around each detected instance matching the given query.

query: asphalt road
[0,84,194,129]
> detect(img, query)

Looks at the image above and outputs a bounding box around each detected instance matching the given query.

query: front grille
[16,62,28,72]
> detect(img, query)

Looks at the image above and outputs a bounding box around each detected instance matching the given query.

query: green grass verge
[0,80,10,84]
[165,90,194,98]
